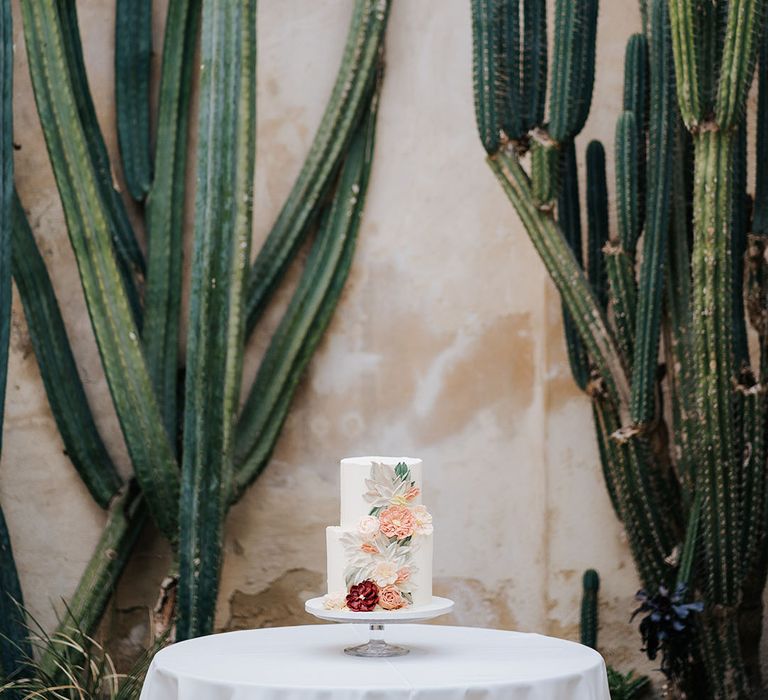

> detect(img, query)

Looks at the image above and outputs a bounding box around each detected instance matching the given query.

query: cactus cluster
[473,0,768,695]
[0,0,390,680]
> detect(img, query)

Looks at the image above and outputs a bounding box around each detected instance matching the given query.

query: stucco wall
[3,0,669,683]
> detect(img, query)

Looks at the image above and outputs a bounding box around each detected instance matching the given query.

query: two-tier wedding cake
[323,456,433,612]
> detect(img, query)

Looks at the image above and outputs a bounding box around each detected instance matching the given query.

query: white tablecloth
[140,624,610,700]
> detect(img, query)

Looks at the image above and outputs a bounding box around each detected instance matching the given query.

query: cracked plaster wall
[0,0,708,684]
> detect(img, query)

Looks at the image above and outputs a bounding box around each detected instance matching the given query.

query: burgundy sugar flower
[346,579,379,611]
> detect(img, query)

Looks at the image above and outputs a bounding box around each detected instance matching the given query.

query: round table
[139,624,610,700]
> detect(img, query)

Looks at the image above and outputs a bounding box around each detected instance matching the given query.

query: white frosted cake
[323,456,433,612]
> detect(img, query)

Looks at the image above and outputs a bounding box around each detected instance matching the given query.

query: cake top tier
[340,456,422,527]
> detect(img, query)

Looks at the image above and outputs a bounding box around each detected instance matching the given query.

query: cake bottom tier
[326,526,433,607]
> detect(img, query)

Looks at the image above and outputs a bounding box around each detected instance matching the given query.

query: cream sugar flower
[356,515,380,538]
[323,591,347,610]
[412,504,433,535]
[372,559,399,586]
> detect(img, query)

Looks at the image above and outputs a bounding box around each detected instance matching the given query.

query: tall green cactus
[0,0,391,676]
[0,2,31,690]
[176,0,257,641]
[580,569,600,650]
[473,0,768,694]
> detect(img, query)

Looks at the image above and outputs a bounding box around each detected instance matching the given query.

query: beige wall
[3,0,668,681]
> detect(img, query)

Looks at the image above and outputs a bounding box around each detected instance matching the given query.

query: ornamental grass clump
[472,0,768,695]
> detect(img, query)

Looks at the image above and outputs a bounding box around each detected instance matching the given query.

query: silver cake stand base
[304,596,454,657]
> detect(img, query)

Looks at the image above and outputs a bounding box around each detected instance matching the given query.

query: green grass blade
[21,0,179,541]
[115,0,153,201]
[12,194,122,508]
[177,0,256,640]
[233,85,380,501]
[144,0,202,442]
[244,0,391,336]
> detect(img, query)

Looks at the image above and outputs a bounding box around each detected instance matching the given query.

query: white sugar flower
[363,462,410,508]
[412,505,433,536]
[372,560,399,586]
[357,515,380,538]
[323,591,347,610]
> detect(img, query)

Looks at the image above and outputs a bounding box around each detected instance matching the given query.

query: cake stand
[305,596,454,657]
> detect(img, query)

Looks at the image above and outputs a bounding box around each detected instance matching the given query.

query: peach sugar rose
[378,505,416,539]
[379,585,406,610]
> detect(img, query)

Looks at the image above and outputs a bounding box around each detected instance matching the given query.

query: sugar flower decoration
[379,505,416,540]
[404,486,420,501]
[372,560,399,586]
[411,504,433,535]
[357,515,380,538]
[346,580,379,612]
[395,567,411,585]
[363,462,411,509]
[322,591,347,610]
[379,585,406,610]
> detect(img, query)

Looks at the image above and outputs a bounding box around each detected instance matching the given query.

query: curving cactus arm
[115,0,153,202]
[558,141,590,390]
[245,0,391,335]
[143,0,202,441]
[11,195,122,508]
[56,1,144,324]
[234,80,382,500]
[489,153,631,414]
[21,0,180,542]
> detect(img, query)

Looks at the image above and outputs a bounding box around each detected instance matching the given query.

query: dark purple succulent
[630,583,704,680]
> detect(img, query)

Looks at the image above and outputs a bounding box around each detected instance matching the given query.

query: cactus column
[472,0,768,694]
[7,0,391,667]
